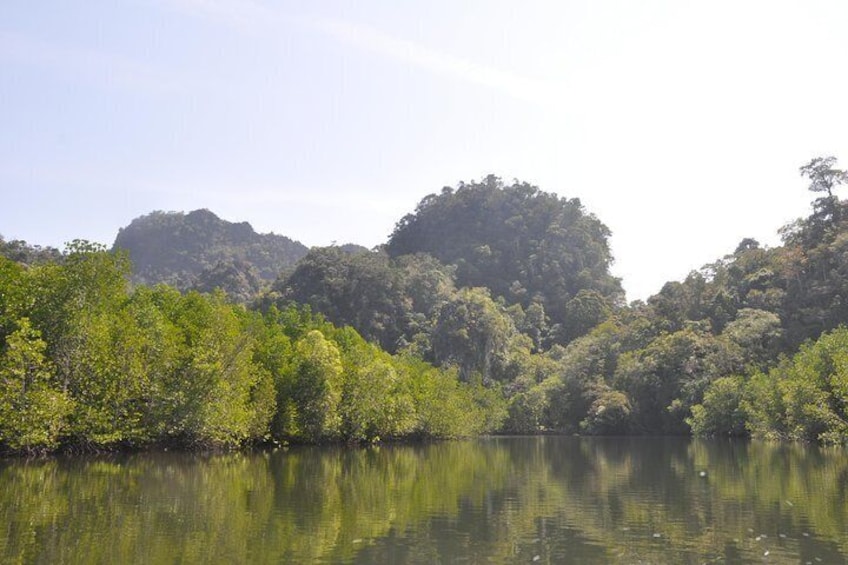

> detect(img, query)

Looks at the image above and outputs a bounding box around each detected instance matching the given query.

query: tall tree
[800,156,848,224]
[800,156,848,199]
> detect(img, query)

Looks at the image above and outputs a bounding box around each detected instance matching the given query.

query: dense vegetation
[270,178,623,385]
[502,157,848,442]
[0,236,62,266]
[272,162,848,444]
[386,175,624,341]
[3,157,848,452]
[112,209,309,301]
[0,242,503,454]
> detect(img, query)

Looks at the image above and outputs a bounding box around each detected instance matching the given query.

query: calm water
[1,437,846,564]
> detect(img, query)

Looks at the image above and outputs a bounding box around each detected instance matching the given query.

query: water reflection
[0,438,846,564]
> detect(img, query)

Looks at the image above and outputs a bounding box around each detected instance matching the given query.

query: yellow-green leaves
[0,318,71,452]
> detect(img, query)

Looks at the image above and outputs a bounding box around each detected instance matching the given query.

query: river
[1,437,846,564]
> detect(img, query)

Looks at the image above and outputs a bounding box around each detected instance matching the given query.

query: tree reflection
[1,438,846,563]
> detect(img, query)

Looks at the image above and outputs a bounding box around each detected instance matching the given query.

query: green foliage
[0,257,28,340]
[504,387,548,434]
[10,156,848,445]
[386,175,622,343]
[273,247,411,351]
[112,209,308,298]
[267,178,628,435]
[580,387,631,435]
[719,308,782,370]
[280,330,344,442]
[736,327,848,443]
[800,155,847,199]
[687,376,747,437]
[0,235,62,266]
[163,291,273,446]
[194,258,264,304]
[272,248,458,353]
[614,328,739,434]
[400,355,506,438]
[741,370,787,440]
[0,318,71,452]
[0,242,502,452]
[493,340,558,433]
[562,289,613,343]
[338,337,416,442]
[534,321,625,433]
[430,287,517,383]
[22,242,142,445]
[567,159,848,441]
[61,306,153,444]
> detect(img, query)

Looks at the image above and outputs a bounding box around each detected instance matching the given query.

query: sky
[2,1,848,301]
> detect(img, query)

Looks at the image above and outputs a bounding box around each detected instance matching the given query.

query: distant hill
[271,176,624,354]
[386,175,623,341]
[113,209,309,299]
[0,235,63,266]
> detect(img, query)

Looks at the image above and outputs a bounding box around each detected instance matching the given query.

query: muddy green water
[1,437,846,564]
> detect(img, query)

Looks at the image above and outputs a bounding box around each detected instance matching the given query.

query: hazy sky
[2,1,848,300]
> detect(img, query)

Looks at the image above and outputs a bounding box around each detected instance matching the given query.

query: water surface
[1,437,846,564]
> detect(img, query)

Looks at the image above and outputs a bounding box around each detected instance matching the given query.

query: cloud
[0,31,186,96]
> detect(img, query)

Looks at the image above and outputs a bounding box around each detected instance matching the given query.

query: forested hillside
[3,158,848,453]
[272,177,622,356]
[112,209,309,301]
[0,236,62,266]
[502,157,848,442]
[387,175,624,339]
[271,162,848,444]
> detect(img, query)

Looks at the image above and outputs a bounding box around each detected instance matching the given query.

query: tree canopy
[385,175,623,339]
[6,157,848,449]
[0,245,505,454]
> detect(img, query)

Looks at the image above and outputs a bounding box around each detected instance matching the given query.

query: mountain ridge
[112,208,311,299]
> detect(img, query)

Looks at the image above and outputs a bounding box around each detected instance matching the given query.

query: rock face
[113,209,309,298]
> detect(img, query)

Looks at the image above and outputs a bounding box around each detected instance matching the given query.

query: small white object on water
[699,470,707,478]
[532,555,541,562]
[764,550,770,556]
[652,533,662,538]
[785,500,794,507]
